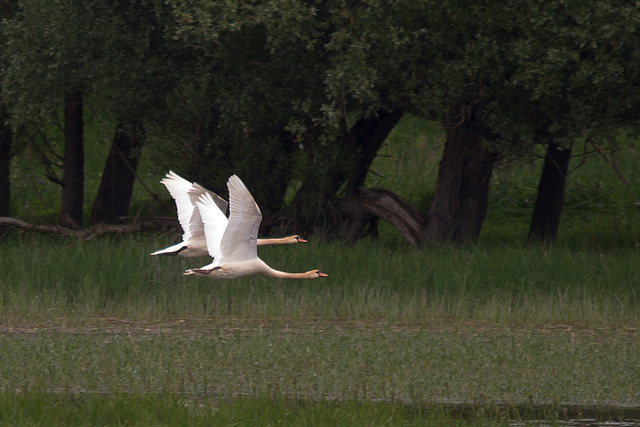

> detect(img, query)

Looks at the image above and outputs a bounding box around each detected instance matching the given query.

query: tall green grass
[1,234,639,326]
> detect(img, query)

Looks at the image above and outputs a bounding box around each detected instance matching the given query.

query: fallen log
[0,217,179,240]
[358,187,427,248]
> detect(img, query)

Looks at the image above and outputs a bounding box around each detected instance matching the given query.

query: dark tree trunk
[286,110,402,236]
[0,110,11,218]
[527,142,572,244]
[343,110,404,194]
[59,90,84,228]
[90,120,145,224]
[423,108,498,243]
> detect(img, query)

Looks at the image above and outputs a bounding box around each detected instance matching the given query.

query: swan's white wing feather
[185,184,207,242]
[192,182,228,215]
[187,183,229,243]
[161,171,198,242]
[196,192,229,259]
[220,175,261,263]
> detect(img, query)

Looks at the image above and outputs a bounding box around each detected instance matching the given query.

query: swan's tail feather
[150,244,187,256]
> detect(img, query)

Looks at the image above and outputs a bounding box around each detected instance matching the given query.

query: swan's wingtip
[163,170,178,180]
[227,174,245,188]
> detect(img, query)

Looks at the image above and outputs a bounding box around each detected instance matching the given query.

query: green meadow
[1,116,640,425]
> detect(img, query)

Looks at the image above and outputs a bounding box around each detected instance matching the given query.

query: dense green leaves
[1,0,639,237]
[5,0,640,154]
[504,1,640,143]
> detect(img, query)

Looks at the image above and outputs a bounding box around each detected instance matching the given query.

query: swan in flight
[150,171,306,257]
[184,175,327,279]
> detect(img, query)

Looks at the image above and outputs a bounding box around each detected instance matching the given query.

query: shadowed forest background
[1,0,640,246]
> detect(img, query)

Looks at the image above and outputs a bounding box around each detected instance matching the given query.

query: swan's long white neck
[255,260,318,279]
[257,236,298,246]
[263,268,315,279]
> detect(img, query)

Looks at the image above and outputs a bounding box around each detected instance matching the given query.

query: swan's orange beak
[318,271,328,277]
[296,236,308,243]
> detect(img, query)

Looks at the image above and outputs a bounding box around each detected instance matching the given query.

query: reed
[1,235,639,327]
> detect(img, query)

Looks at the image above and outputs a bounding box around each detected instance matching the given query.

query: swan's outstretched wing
[196,191,229,260]
[220,175,261,263]
[161,171,199,242]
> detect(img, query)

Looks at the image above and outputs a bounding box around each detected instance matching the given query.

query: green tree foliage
[2,0,172,224]
[3,0,98,124]
[160,0,425,233]
[2,0,639,243]
[502,1,640,242]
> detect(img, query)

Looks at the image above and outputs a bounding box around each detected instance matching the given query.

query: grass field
[1,235,639,424]
[2,115,640,425]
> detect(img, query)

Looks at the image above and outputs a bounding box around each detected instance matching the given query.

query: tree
[260,0,508,243]
[4,0,639,246]
[3,0,174,225]
[500,1,640,243]
[271,0,514,243]
[0,105,10,218]
[423,107,498,243]
[3,0,103,226]
[304,0,640,244]
[157,0,516,243]
[90,120,144,224]
[232,1,431,236]
[59,90,84,227]
[88,0,173,224]
[528,142,572,243]
[0,0,18,219]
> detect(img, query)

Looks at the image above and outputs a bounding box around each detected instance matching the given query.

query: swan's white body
[184,175,327,280]
[150,171,306,258]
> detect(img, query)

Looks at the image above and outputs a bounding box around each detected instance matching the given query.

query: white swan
[150,171,306,257]
[184,175,327,279]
